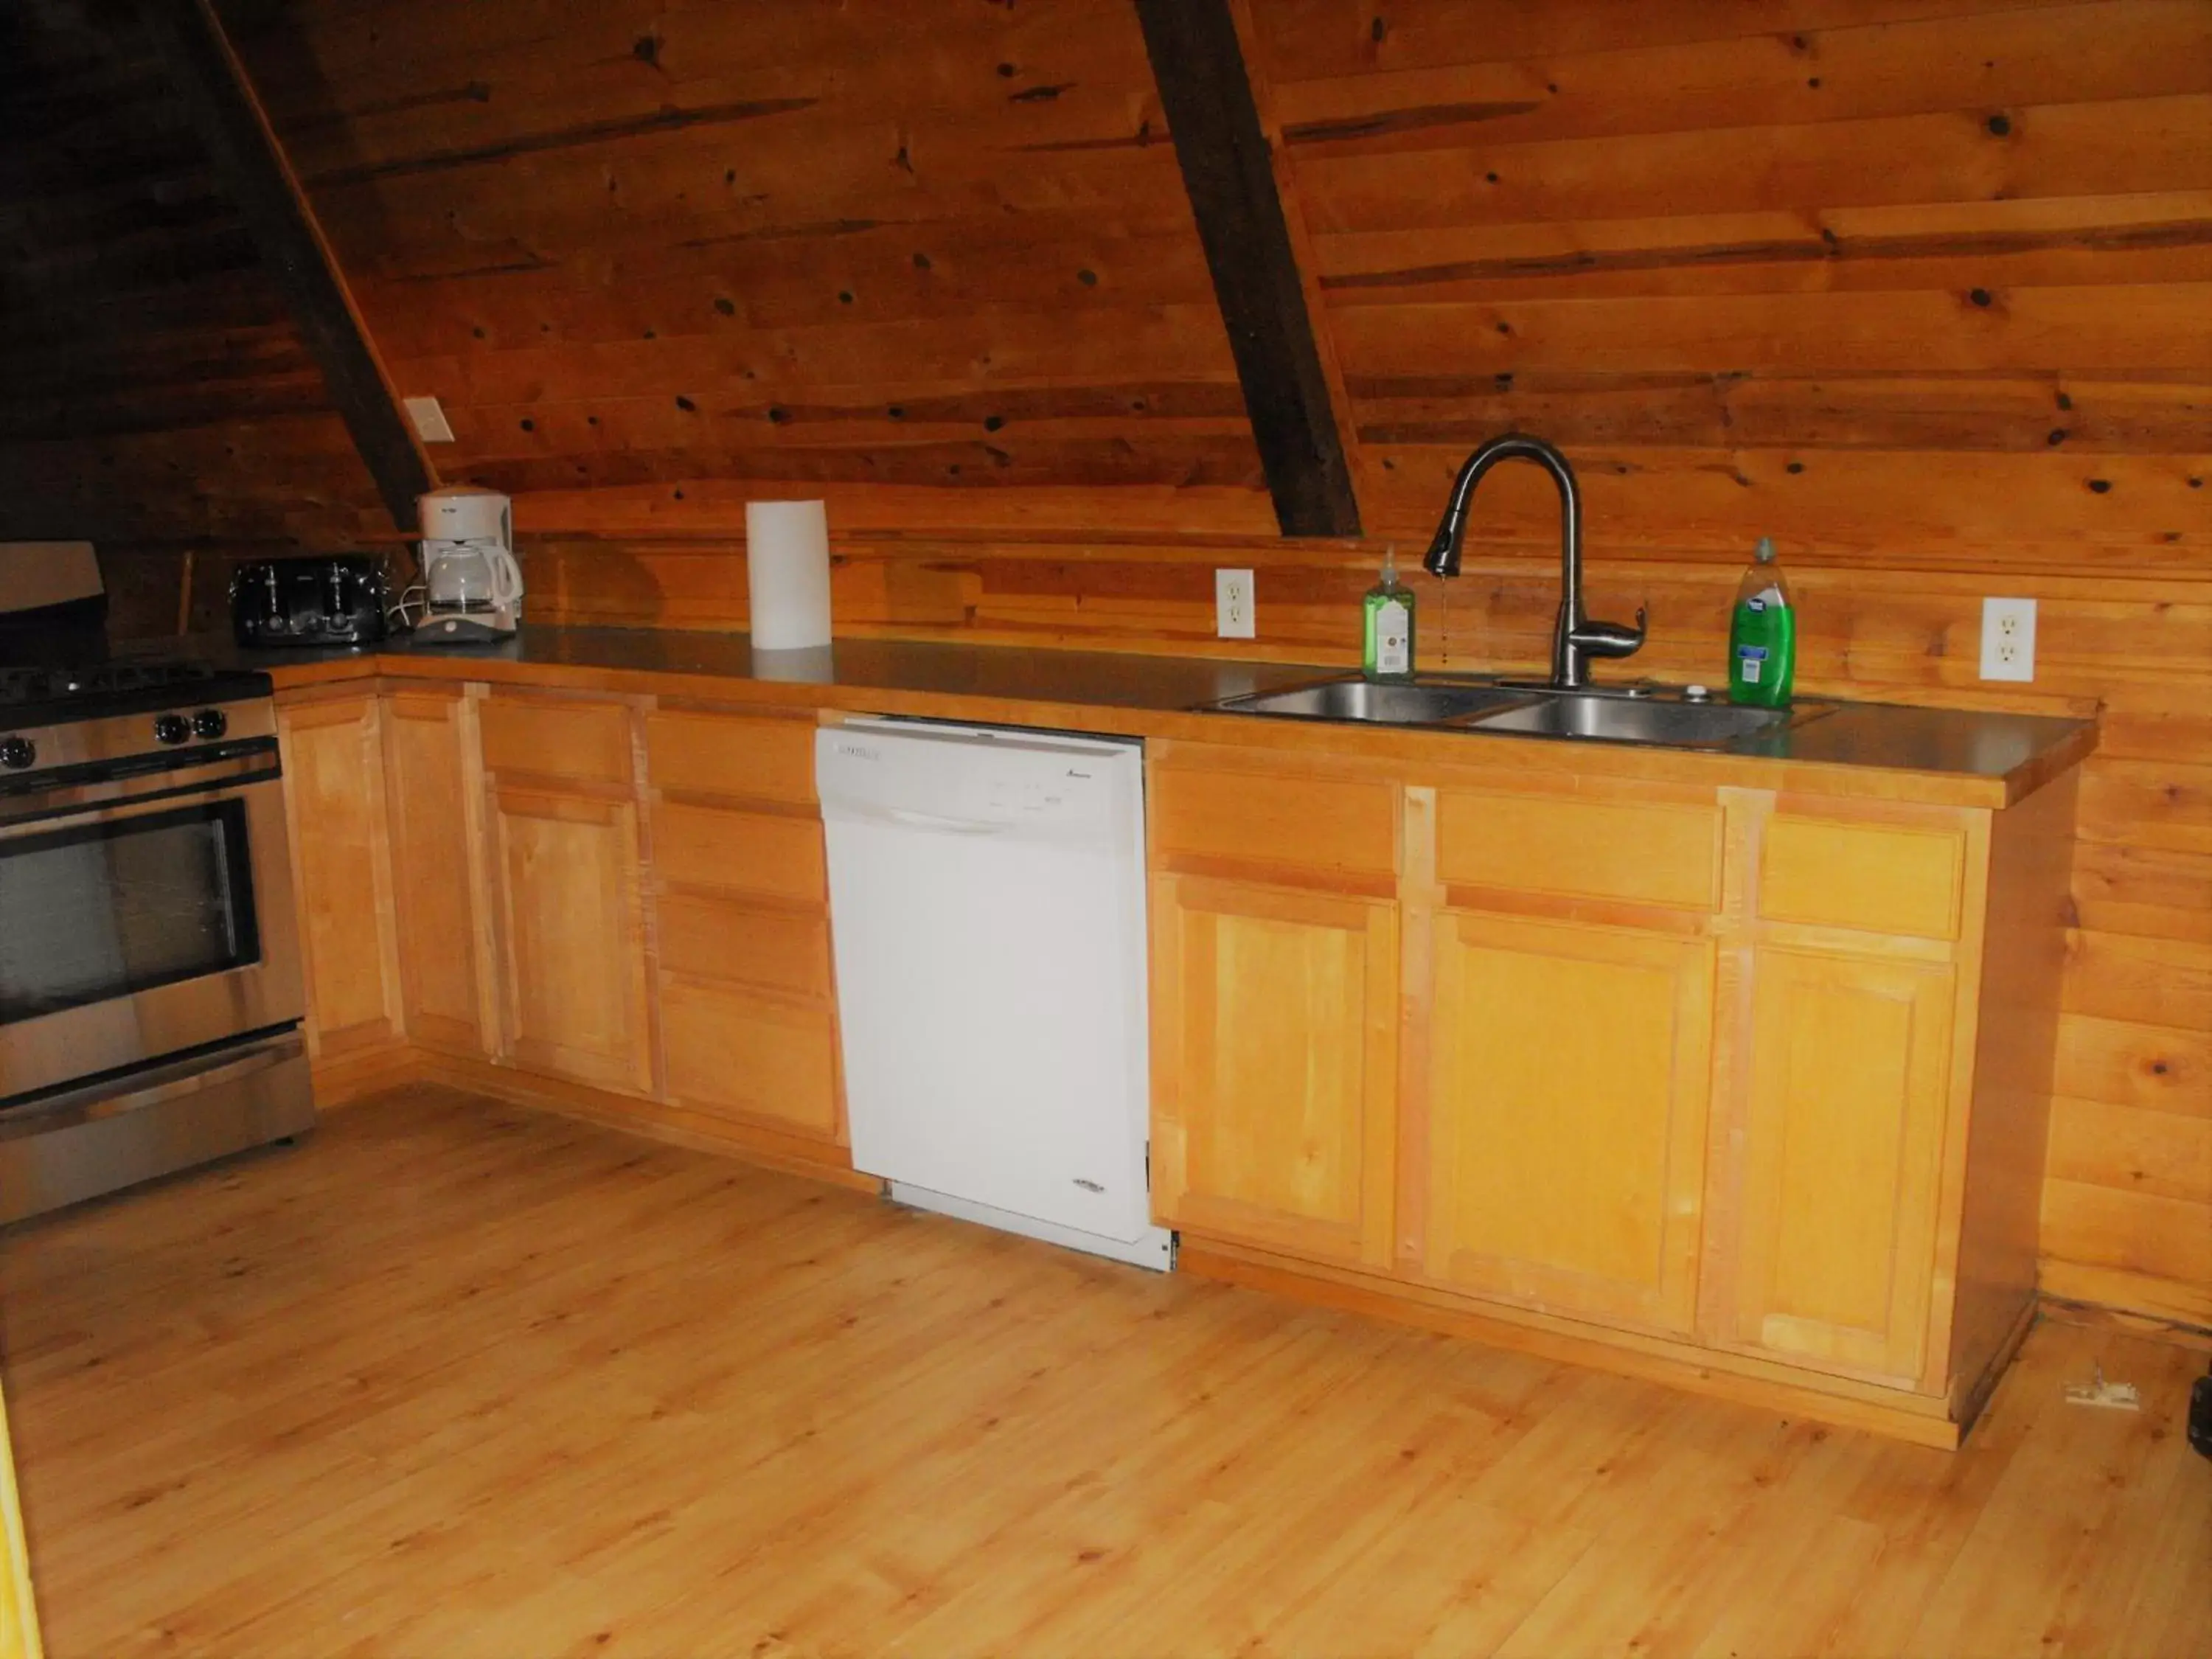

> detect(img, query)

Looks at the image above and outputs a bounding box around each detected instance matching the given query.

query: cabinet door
[490,784,653,1094]
[1729,946,1955,1382]
[658,881,841,1140]
[1426,911,1714,1332]
[383,689,492,1057]
[1151,874,1397,1267]
[276,694,401,1059]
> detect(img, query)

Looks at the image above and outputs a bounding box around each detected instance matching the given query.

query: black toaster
[230,556,390,648]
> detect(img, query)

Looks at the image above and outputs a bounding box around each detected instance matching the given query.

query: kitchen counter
[200,625,2095,808]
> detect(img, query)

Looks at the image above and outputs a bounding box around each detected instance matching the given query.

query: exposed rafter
[133,0,435,532]
[1133,0,1360,538]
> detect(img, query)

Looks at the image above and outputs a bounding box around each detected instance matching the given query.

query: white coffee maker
[415,485,522,642]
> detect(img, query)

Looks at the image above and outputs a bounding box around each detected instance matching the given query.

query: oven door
[0,749,305,1107]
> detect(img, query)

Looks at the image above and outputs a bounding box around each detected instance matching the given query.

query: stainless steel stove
[0,654,313,1223]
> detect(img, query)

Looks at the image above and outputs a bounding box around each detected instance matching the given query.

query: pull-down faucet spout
[1422,433,1646,691]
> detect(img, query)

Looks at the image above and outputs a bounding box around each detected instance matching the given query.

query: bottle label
[1375,599,1410,675]
[1736,644,1767,684]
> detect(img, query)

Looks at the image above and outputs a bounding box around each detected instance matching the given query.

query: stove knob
[0,734,33,771]
[153,713,192,746]
[192,707,229,740]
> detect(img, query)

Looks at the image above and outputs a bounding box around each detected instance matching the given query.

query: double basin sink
[1206,676,1834,750]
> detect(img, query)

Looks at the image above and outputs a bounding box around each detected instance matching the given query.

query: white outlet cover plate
[1216,568,1256,639]
[403,395,456,443]
[1980,596,2037,682]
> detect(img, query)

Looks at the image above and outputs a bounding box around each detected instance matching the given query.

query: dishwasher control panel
[818,719,1138,846]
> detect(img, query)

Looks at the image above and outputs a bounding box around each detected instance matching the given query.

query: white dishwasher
[817,717,1171,1270]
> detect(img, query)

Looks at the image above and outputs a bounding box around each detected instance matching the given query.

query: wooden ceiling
[226,0,1273,535]
[0,0,386,555]
[0,1,2203,567]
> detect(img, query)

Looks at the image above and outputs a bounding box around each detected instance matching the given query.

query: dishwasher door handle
[882,806,1009,836]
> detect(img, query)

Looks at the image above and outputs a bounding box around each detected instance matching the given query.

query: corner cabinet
[275,690,403,1062]
[381,686,495,1058]
[279,677,863,1184]
[1147,740,2076,1447]
[479,693,654,1096]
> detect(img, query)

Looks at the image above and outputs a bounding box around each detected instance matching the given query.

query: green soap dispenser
[1728,536,1795,707]
[1363,546,1416,682]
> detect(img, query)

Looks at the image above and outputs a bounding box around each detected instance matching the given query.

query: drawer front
[1438,791,1721,912]
[662,978,838,1137]
[1761,816,1965,941]
[1152,763,1397,878]
[655,803,825,902]
[659,892,832,1000]
[479,695,633,787]
[647,710,815,805]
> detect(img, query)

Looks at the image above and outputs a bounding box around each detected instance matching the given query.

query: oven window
[0,801,262,1025]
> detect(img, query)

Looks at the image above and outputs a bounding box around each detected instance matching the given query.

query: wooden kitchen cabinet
[381,686,494,1058]
[1425,908,1714,1332]
[276,691,402,1060]
[482,694,653,1096]
[1149,742,2071,1446]
[644,709,843,1143]
[1148,749,1402,1270]
[1726,945,1956,1382]
[1150,873,1399,1267]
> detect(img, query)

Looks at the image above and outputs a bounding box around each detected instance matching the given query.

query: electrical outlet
[403,395,456,443]
[1980,597,2037,682]
[1216,568,1255,639]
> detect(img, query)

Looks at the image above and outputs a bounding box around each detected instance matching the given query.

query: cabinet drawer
[1761,816,1964,941]
[1152,764,1397,877]
[1438,791,1720,912]
[660,892,832,999]
[655,803,824,902]
[480,695,632,787]
[662,978,838,1138]
[647,710,815,805]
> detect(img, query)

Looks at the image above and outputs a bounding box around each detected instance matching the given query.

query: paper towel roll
[745,499,832,650]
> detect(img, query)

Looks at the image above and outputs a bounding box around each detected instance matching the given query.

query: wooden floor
[1,1088,2205,1659]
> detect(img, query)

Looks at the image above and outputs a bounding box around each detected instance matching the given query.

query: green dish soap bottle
[1728,536,1795,707]
[1363,546,1416,682]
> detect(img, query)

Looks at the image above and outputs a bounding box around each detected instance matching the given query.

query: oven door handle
[0,748,282,832]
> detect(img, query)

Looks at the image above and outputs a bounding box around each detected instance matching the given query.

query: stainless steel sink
[1468,693,1809,748]
[1209,679,1531,724]
[1203,675,1837,750]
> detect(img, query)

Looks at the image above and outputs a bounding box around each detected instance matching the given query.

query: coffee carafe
[416,486,521,642]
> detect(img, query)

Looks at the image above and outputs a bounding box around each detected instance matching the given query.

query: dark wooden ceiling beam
[1133,0,1360,538]
[133,0,434,532]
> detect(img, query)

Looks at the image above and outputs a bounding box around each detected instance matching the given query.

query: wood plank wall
[0,0,391,633]
[0,1,2203,1326]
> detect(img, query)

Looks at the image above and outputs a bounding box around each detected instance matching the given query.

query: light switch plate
[403,395,456,443]
[1215,568,1255,639]
[1980,597,2037,682]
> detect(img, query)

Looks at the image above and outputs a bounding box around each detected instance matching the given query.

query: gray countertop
[184,625,2095,804]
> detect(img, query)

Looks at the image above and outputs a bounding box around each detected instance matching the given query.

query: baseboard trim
[315,1043,880,1196]
[1178,1238,1966,1450]
[2038,1291,2212,1354]
[2037,1261,2212,1333]
[310,1043,421,1108]
[1951,1294,2040,1432]
[417,1050,881,1194]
